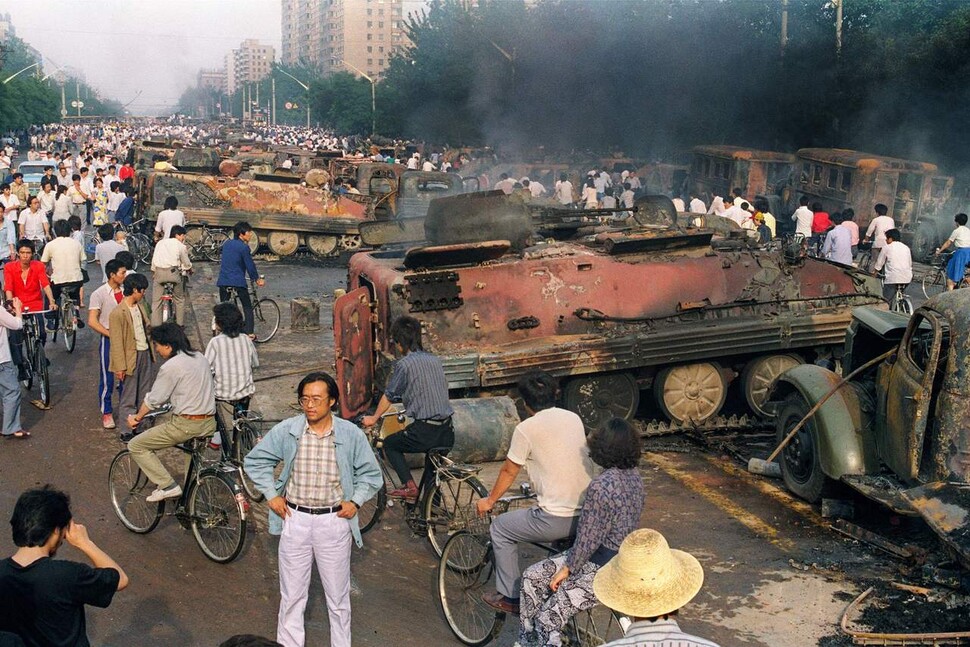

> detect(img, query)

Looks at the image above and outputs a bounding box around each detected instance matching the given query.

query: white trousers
[277,509,353,647]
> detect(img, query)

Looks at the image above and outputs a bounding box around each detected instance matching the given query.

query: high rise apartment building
[281,0,409,79]
[225,39,275,94]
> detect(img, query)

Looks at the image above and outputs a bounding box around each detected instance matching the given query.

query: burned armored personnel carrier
[334,192,885,428]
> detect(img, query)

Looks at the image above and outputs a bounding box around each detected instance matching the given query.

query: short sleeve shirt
[0,556,119,647]
[89,283,124,329]
[949,225,970,248]
[3,260,50,312]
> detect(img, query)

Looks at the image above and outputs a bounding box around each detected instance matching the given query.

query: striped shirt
[384,351,453,421]
[286,424,343,507]
[204,333,259,401]
[604,619,720,647]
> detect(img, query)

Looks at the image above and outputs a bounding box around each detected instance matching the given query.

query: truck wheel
[741,354,802,418]
[563,372,639,430]
[775,392,836,503]
[307,235,339,258]
[654,362,727,424]
[267,231,300,256]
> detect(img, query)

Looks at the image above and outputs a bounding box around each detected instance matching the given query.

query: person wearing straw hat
[594,529,720,647]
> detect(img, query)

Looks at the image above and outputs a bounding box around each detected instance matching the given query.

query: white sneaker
[146,484,182,502]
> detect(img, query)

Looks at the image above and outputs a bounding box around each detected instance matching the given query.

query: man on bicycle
[362,315,454,502]
[218,221,264,337]
[4,239,57,380]
[41,220,86,334]
[149,225,191,326]
[126,323,216,502]
[872,228,913,302]
[475,370,594,615]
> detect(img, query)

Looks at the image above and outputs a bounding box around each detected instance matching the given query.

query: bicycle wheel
[922,268,947,299]
[233,420,265,502]
[36,344,50,406]
[252,298,280,343]
[424,474,489,558]
[203,230,229,262]
[129,234,153,267]
[900,296,914,316]
[437,531,503,646]
[563,606,626,647]
[188,471,246,563]
[358,482,387,534]
[161,299,173,324]
[83,231,99,262]
[108,450,164,533]
[61,300,77,353]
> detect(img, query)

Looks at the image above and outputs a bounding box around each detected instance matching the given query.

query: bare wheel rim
[108,451,163,533]
[424,476,488,558]
[253,298,280,343]
[922,268,946,300]
[742,355,801,417]
[358,483,386,534]
[437,532,504,646]
[233,421,264,502]
[203,231,229,262]
[267,231,300,256]
[189,473,246,563]
[656,362,726,423]
[306,234,339,258]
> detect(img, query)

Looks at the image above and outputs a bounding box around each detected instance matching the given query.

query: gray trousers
[118,350,154,433]
[0,361,22,435]
[490,507,579,598]
[151,267,185,326]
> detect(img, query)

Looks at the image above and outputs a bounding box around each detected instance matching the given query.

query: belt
[421,417,452,426]
[287,501,339,515]
[177,413,214,420]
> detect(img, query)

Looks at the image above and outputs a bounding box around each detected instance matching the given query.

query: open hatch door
[333,287,374,419]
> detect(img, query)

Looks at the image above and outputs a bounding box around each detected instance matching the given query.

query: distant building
[197,68,228,94]
[0,12,14,41]
[225,39,275,94]
[280,0,411,79]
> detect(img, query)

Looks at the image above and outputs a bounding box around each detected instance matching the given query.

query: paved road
[0,257,926,646]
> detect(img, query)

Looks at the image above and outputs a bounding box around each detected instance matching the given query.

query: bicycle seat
[160,281,178,288]
[198,220,209,227]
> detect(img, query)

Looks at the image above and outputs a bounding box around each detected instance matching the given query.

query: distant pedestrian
[582,178,598,209]
[94,223,127,276]
[822,213,853,265]
[863,203,895,252]
[840,208,859,257]
[555,173,574,206]
[872,228,913,301]
[791,196,813,239]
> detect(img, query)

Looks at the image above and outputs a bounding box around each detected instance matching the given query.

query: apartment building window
[378,33,383,40]
[367,46,372,52]
[378,59,384,66]
[379,46,384,52]
[379,8,384,15]
[368,59,373,66]
[367,33,372,40]
[367,21,372,28]
[367,8,372,15]
[379,21,384,27]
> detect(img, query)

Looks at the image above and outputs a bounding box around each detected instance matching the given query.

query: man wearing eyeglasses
[244,372,382,647]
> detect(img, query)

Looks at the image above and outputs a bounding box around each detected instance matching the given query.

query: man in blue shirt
[822,212,854,266]
[217,221,264,336]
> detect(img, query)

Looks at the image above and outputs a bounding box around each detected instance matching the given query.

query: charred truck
[334,192,884,430]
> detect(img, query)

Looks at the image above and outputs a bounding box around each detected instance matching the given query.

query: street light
[338,59,376,137]
[275,67,311,128]
[2,61,40,85]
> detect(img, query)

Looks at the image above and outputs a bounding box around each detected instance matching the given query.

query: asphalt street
[0,256,945,646]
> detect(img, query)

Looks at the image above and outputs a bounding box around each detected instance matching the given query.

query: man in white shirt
[494,173,515,195]
[554,173,574,206]
[150,225,191,326]
[689,192,706,214]
[722,201,749,227]
[527,178,545,198]
[732,187,746,207]
[103,166,120,191]
[154,196,186,241]
[863,203,895,252]
[476,371,594,615]
[421,159,435,172]
[873,228,913,302]
[791,196,814,238]
[41,220,87,333]
[79,167,95,225]
[406,153,420,170]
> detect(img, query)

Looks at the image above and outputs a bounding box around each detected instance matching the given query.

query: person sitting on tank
[934,213,970,291]
[362,315,454,502]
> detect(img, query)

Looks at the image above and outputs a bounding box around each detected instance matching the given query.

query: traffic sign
[60,109,68,117]
[284,102,293,110]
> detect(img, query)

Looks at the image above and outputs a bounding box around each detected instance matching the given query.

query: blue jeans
[0,361,23,434]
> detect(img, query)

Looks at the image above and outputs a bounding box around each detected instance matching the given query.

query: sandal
[6,430,30,439]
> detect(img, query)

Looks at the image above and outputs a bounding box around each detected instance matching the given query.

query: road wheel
[775,392,837,503]
[562,372,639,429]
[267,231,300,256]
[246,230,260,254]
[654,362,727,424]
[741,354,802,417]
[338,234,362,251]
[306,234,339,258]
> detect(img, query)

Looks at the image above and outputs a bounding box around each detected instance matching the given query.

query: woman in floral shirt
[90,177,110,226]
[517,418,645,646]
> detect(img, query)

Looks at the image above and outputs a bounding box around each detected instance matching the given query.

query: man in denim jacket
[244,372,382,647]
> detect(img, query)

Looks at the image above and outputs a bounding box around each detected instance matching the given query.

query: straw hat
[593,528,704,618]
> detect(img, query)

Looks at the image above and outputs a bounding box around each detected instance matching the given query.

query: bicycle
[158,270,189,324]
[219,400,265,503]
[19,308,51,407]
[49,286,80,353]
[357,408,488,558]
[107,406,249,563]
[437,495,626,647]
[83,217,152,268]
[922,251,970,299]
[888,283,913,316]
[223,278,280,344]
[185,221,229,262]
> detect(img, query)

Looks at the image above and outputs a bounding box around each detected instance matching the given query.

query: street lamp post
[338,60,376,137]
[2,61,40,85]
[275,68,311,128]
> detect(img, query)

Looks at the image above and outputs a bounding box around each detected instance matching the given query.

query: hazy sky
[5,1,429,116]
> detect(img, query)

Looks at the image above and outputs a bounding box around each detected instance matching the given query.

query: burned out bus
[792,148,953,260]
[689,145,796,218]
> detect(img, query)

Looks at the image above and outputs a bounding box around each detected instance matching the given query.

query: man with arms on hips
[244,372,383,647]
[126,323,216,502]
[149,225,191,326]
[476,370,595,614]
[89,259,128,430]
[0,486,128,647]
[595,528,719,647]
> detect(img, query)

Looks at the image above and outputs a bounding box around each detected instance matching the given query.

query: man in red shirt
[4,239,57,379]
